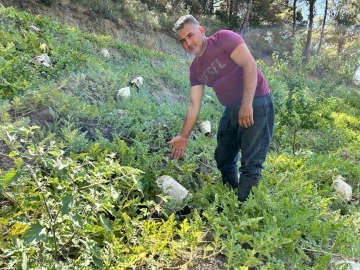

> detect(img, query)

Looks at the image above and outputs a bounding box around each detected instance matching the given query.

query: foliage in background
[67,0,360,84]
[7,0,360,85]
[1,5,360,270]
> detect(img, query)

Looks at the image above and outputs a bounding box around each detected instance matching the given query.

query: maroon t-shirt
[190,30,270,107]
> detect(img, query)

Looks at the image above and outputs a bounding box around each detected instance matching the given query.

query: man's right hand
[167,135,188,159]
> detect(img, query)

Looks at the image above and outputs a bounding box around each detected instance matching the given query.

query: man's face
[177,23,206,56]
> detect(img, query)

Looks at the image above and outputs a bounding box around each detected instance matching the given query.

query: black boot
[221,171,239,190]
[237,174,260,202]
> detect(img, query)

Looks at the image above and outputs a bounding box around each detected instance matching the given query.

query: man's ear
[199,26,205,35]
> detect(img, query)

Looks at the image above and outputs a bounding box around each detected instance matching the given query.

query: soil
[0,143,14,172]
[0,0,189,172]
[0,2,230,268]
[0,0,187,57]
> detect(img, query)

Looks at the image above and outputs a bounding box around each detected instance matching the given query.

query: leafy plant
[0,5,359,270]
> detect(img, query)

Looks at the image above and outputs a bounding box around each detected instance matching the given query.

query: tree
[316,0,328,54]
[327,0,360,53]
[250,0,290,26]
[290,0,305,37]
[292,0,297,37]
[239,0,253,34]
[303,0,316,63]
[312,0,360,83]
[183,0,219,15]
[215,0,242,28]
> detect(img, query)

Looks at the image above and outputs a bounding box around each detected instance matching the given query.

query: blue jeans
[214,93,275,202]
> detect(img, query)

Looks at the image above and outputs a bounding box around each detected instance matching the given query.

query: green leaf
[22,250,28,270]
[2,169,21,186]
[99,215,113,232]
[90,242,103,268]
[136,180,144,193]
[23,222,46,244]
[49,151,61,157]
[62,194,74,214]
[70,213,84,228]
[109,186,119,200]
[93,256,103,268]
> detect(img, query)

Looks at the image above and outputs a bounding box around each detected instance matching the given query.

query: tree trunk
[337,38,345,53]
[210,0,214,14]
[229,0,234,26]
[239,0,253,35]
[303,0,316,63]
[292,0,297,38]
[169,0,183,14]
[170,0,183,8]
[316,0,328,54]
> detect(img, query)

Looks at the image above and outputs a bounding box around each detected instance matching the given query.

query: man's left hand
[238,105,254,128]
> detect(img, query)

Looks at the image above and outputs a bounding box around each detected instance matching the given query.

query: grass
[0,5,359,270]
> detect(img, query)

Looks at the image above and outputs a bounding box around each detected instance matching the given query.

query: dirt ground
[0,143,13,172]
[0,0,186,57]
[0,2,230,268]
[0,0,187,171]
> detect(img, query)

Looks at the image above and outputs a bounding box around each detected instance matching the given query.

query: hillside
[1,0,185,57]
[0,3,360,270]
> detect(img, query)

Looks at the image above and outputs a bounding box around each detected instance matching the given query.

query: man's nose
[185,38,192,46]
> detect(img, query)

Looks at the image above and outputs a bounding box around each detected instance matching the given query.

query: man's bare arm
[230,43,258,128]
[168,84,204,159]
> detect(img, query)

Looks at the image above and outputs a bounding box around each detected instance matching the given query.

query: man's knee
[239,160,263,176]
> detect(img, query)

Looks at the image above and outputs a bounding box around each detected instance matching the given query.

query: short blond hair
[173,15,199,36]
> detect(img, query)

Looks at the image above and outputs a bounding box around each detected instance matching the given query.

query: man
[167,15,274,202]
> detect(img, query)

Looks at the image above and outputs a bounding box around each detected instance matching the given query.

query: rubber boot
[221,171,239,190]
[237,174,260,202]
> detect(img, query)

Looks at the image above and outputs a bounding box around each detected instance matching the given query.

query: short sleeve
[190,66,203,86]
[214,30,245,56]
